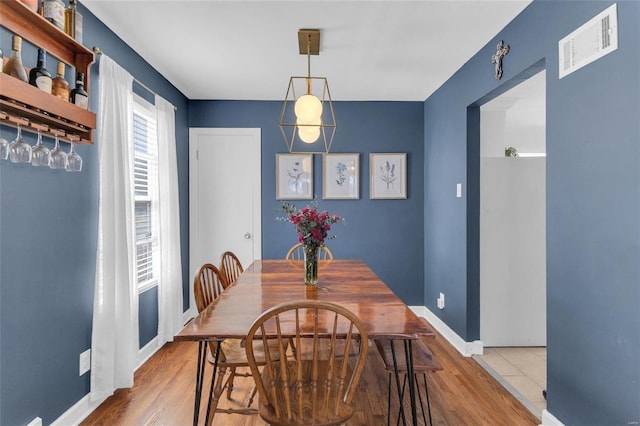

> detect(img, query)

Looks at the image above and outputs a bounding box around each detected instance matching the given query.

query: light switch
[456,183,462,198]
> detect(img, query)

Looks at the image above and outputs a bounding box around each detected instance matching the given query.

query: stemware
[49,135,67,169]
[66,142,83,172]
[0,135,9,160]
[9,125,32,163]
[31,129,51,166]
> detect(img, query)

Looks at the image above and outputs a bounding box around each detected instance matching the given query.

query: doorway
[188,128,262,315]
[477,70,547,415]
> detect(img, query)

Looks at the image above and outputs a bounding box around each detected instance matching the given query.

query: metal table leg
[192,340,221,426]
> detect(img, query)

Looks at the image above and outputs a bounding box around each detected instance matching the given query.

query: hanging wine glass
[49,134,67,169]
[66,142,83,172]
[0,135,9,160]
[31,129,51,167]
[9,125,32,163]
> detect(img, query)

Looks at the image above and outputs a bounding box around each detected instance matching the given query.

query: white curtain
[91,55,137,402]
[155,95,184,343]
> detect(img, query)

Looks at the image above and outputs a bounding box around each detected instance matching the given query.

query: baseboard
[137,336,160,368]
[411,306,484,357]
[53,337,165,425]
[50,393,107,426]
[540,409,564,426]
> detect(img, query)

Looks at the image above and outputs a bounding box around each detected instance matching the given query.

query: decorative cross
[491,40,510,80]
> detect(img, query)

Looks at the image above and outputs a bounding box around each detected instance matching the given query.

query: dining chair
[219,250,243,288]
[285,242,334,261]
[193,263,260,417]
[245,300,369,426]
[374,321,442,426]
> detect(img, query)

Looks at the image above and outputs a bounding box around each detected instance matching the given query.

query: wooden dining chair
[219,250,243,288]
[374,319,442,426]
[245,300,369,426]
[193,263,259,417]
[285,242,334,260]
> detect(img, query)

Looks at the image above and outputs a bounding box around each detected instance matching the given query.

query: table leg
[204,342,222,426]
[193,342,207,426]
[404,339,418,426]
[390,340,408,425]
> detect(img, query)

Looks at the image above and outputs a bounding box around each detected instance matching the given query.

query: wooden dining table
[175,259,435,425]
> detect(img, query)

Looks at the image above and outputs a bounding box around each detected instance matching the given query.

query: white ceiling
[82,0,532,101]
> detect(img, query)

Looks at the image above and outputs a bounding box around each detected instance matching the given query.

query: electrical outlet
[437,292,445,310]
[79,349,91,376]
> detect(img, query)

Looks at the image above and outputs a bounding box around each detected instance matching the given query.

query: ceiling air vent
[558,3,618,79]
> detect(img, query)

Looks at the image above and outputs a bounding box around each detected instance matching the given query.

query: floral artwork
[276,154,313,200]
[322,153,359,199]
[370,153,407,199]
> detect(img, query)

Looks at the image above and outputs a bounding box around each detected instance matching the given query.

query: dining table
[175,259,435,425]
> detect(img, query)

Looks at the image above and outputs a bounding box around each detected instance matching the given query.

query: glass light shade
[294,94,322,122]
[298,125,321,143]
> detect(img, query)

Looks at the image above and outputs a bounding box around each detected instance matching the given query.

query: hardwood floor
[81,324,539,425]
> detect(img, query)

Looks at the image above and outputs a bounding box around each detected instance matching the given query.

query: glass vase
[303,245,319,285]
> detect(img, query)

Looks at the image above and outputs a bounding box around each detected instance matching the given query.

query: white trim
[415,306,484,357]
[183,307,197,325]
[53,337,165,426]
[51,393,107,426]
[137,336,160,368]
[540,409,564,426]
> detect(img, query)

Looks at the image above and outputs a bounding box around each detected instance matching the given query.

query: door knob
[244,232,252,239]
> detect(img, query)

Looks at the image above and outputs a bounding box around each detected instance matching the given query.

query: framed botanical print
[322,153,359,199]
[276,154,313,200]
[370,153,407,199]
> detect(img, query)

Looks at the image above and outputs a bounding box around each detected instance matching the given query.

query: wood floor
[81,324,539,426]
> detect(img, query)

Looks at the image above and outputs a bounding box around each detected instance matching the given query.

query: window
[133,95,159,292]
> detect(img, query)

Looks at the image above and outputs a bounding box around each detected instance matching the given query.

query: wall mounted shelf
[0,0,96,144]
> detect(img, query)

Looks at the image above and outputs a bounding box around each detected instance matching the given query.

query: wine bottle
[70,72,89,109]
[2,35,28,83]
[51,62,70,101]
[29,49,53,93]
[65,0,83,44]
[42,0,65,30]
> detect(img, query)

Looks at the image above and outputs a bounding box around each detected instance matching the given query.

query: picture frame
[276,153,313,200]
[370,153,407,199]
[322,153,359,199]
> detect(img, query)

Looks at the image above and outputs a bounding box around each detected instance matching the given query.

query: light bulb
[298,125,321,143]
[294,94,322,122]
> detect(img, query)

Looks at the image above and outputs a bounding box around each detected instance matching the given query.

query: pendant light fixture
[279,29,336,153]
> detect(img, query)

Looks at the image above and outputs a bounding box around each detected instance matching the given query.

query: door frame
[188,127,261,318]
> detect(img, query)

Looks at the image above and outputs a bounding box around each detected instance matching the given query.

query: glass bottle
[2,35,28,83]
[65,0,83,44]
[42,0,65,30]
[70,72,89,109]
[51,62,70,101]
[29,48,53,93]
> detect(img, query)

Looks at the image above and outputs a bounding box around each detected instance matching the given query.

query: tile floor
[474,347,547,418]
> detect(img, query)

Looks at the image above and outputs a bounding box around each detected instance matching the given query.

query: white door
[189,128,261,313]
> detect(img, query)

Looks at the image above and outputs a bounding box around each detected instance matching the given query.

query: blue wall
[190,101,425,304]
[0,4,190,425]
[424,1,640,424]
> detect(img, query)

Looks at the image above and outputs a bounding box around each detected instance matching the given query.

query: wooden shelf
[0,0,96,144]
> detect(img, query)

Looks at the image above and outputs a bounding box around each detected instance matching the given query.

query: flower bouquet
[278,199,344,284]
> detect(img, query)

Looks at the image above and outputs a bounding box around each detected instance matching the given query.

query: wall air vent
[558,3,618,79]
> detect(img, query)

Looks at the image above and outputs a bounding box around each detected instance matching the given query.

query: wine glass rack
[0,0,95,144]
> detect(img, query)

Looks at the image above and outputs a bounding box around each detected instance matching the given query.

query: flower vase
[303,245,319,285]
